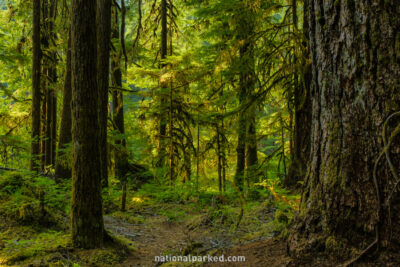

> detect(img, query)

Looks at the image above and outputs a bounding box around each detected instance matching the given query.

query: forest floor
[104,202,289,267]
[0,171,296,267]
[2,170,400,266]
[7,172,399,266]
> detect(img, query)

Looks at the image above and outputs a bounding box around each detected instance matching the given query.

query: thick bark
[97,0,112,187]
[55,31,72,179]
[70,0,104,249]
[289,0,400,261]
[30,0,41,172]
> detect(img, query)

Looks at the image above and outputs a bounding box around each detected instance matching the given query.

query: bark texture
[285,0,312,188]
[246,104,258,181]
[55,31,72,179]
[70,0,104,249]
[289,0,400,260]
[97,0,112,187]
[111,7,128,211]
[30,0,41,172]
[156,0,168,168]
[234,2,255,190]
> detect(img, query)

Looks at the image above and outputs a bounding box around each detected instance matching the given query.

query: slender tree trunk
[45,85,53,167]
[217,125,222,192]
[41,0,51,169]
[49,0,57,167]
[30,0,41,172]
[70,0,104,249]
[185,147,191,182]
[97,0,112,187]
[285,0,312,189]
[221,88,226,191]
[196,112,200,191]
[55,30,72,179]
[41,0,57,169]
[40,87,46,170]
[234,2,254,191]
[111,7,128,212]
[157,0,168,168]
[246,104,258,182]
[280,117,287,180]
[169,80,175,182]
[289,0,400,261]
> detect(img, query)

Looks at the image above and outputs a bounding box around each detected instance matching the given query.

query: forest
[0,0,399,266]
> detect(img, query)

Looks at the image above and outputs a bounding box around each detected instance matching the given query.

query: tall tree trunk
[246,104,258,182]
[40,86,46,170]
[217,125,222,192]
[234,2,254,191]
[285,0,312,189]
[55,30,72,179]
[289,0,400,261]
[30,0,41,172]
[97,0,112,187]
[111,6,128,212]
[49,0,57,167]
[70,0,104,249]
[157,0,168,168]
[42,0,57,169]
[41,0,51,169]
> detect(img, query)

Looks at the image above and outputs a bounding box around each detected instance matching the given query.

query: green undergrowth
[106,177,298,245]
[0,170,298,266]
[0,171,131,266]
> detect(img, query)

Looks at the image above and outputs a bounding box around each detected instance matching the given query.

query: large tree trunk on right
[30,0,41,172]
[289,0,400,262]
[70,0,104,249]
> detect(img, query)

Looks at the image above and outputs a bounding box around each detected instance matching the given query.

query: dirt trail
[105,214,195,266]
[104,211,284,267]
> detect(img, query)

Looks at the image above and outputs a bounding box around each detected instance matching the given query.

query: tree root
[342,111,400,266]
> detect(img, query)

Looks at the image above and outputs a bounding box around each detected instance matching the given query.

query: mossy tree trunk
[70,0,104,249]
[156,0,168,168]
[246,104,258,182]
[285,0,312,189]
[55,30,72,179]
[234,1,255,191]
[49,0,57,167]
[111,5,128,212]
[97,0,112,188]
[289,0,400,260]
[30,0,41,172]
